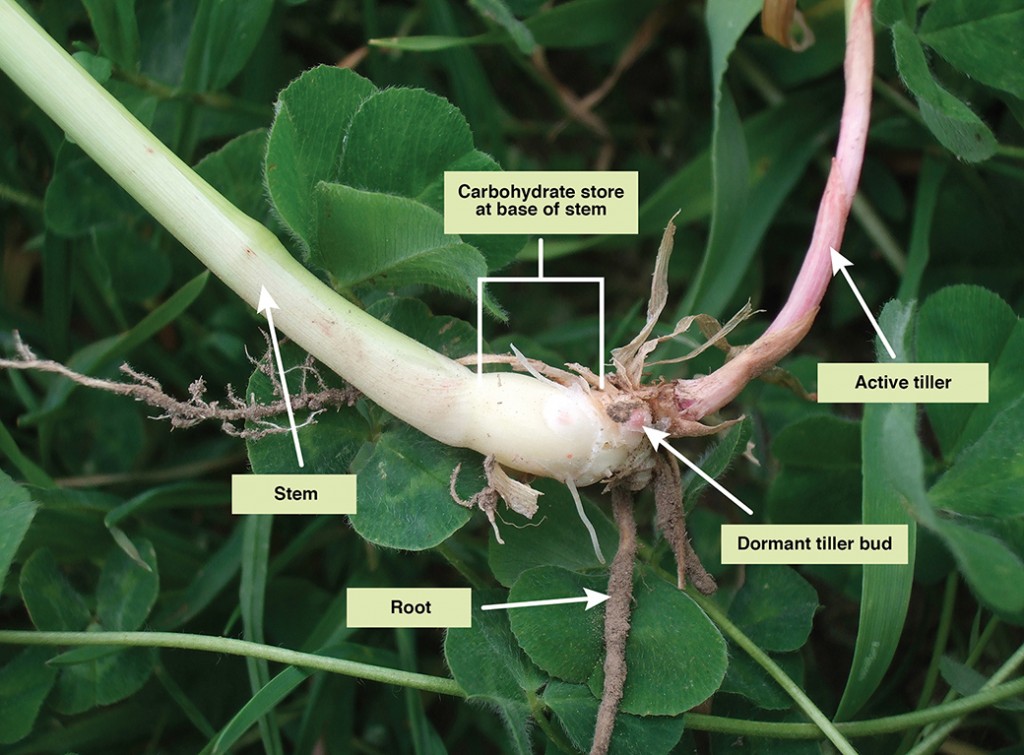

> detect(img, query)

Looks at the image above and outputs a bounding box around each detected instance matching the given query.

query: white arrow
[829,247,897,360]
[642,427,753,515]
[481,588,610,612]
[257,286,304,468]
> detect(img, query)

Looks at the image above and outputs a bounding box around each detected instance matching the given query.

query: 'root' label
[346,588,472,628]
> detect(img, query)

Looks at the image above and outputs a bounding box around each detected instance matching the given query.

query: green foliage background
[1,0,1023,753]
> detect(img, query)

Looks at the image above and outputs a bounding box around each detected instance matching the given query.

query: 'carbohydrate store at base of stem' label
[444,171,638,235]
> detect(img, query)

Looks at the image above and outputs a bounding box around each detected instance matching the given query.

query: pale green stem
[1,629,1020,742]
[0,0,639,485]
[897,571,959,753]
[995,143,1024,160]
[646,551,857,749]
[692,594,859,755]
[906,641,1024,755]
[0,1,450,415]
[0,182,43,211]
[685,675,1024,738]
[965,617,1000,667]
[0,630,465,697]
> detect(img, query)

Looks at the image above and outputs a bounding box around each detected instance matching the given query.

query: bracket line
[477,238,605,389]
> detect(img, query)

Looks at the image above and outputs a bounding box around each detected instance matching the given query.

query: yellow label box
[817,362,988,403]
[231,474,356,515]
[721,525,909,565]
[444,171,638,235]
[346,588,472,628]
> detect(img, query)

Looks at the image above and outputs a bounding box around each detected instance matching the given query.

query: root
[588,457,715,755]
[591,486,637,755]
[682,537,718,596]
[653,453,687,589]
[566,476,605,565]
[0,331,359,439]
[653,453,717,595]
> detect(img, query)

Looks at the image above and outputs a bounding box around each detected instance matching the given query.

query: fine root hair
[0,331,358,439]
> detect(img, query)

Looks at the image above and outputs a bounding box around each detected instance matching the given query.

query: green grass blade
[153,662,217,740]
[397,627,441,755]
[205,591,365,754]
[0,423,53,488]
[677,0,758,315]
[835,300,920,720]
[369,33,498,51]
[240,515,284,755]
[424,0,504,159]
[204,666,309,755]
[152,523,243,630]
[897,155,948,302]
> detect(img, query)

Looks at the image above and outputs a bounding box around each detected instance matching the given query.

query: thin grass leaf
[295,674,356,755]
[204,636,375,755]
[677,0,759,316]
[395,626,436,753]
[154,663,217,739]
[897,155,948,302]
[0,422,54,488]
[424,0,505,159]
[370,33,498,51]
[240,515,282,754]
[835,300,919,720]
[106,482,227,529]
[468,0,535,54]
[104,482,226,568]
[525,0,662,49]
[639,85,837,239]
[152,524,243,630]
[204,666,308,755]
[202,587,356,754]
